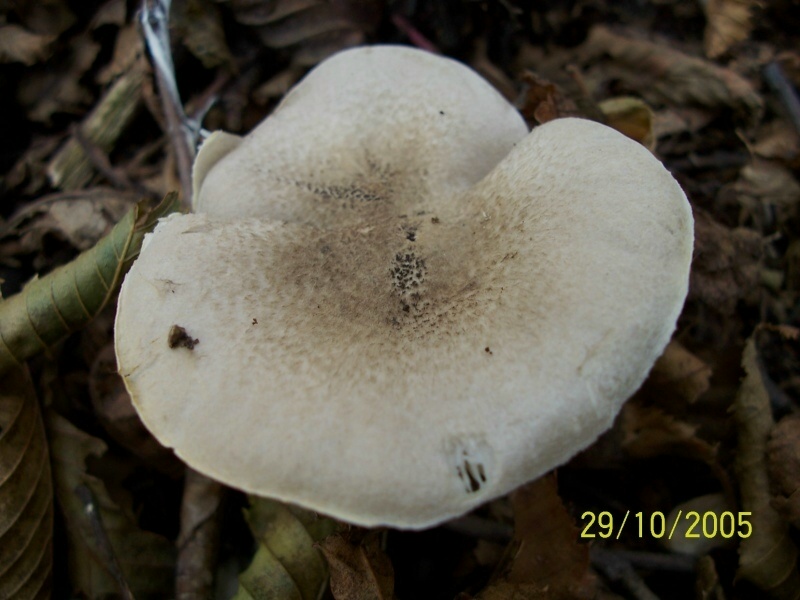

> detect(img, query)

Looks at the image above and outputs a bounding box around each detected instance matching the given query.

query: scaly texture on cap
[115,46,694,529]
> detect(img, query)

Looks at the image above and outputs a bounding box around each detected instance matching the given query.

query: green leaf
[0,367,53,599]
[235,496,339,600]
[0,191,180,375]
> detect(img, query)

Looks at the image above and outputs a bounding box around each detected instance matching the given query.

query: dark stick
[591,547,662,600]
[763,62,800,136]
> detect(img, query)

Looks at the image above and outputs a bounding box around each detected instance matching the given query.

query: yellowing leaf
[598,96,655,151]
[0,25,55,65]
[0,192,179,376]
[0,367,53,599]
[235,496,339,600]
[734,338,800,599]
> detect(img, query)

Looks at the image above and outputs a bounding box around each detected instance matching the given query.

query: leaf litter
[1,0,800,598]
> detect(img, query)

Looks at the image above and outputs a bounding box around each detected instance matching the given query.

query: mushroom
[115,46,693,529]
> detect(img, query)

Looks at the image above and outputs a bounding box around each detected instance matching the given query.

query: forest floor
[1,1,799,599]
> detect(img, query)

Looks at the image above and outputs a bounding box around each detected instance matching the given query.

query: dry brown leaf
[689,208,762,315]
[765,324,800,340]
[88,343,180,468]
[13,0,76,36]
[0,25,56,65]
[767,413,800,529]
[652,106,715,139]
[173,0,234,69]
[318,530,397,600]
[9,188,136,256]
[4,134,63,195]
[477,475,596,600]
[252,66,305,104]
[621,402,717,464]
[517,72,580,127]
[734,339,800,599]
[0,368,53,599]
[695,555,726,600]
[752,121,800,166]
[43,196,132,249]
[91,0,127,29]
[581,25,763,119]
[726,159,800,229]
[703,0,759,58]
[97,24,146,85]
[16,34,100,123]
[221,0,381,66]
[640,340,713,405]
[474,581,551,600]
[176,469,224,600]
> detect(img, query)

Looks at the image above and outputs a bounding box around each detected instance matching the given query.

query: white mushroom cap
[115,46,693,529]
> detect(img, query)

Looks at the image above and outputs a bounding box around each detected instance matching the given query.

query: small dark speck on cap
[168,325,199,350]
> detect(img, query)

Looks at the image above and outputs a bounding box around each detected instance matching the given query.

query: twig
[72,126,157,199]
[591,546,661,600]
[185,68,234,125]
[763,62,800,136]
[593,547,696,573]
[391,13,440,54]
[47,66,145,191]
[140,0,196,204]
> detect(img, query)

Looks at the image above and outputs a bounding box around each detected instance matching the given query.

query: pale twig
[139,0,197,204]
